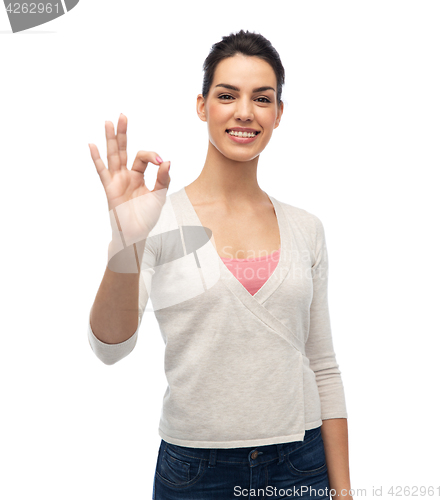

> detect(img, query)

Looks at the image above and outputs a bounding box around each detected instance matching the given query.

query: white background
[1,1,443,499]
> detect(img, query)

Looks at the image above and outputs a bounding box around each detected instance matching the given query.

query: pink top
[220,248,281,296]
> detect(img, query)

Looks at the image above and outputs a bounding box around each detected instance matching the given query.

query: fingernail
[168,162,171,172]
[156,155,163,163]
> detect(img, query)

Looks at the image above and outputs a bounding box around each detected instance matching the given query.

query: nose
[233,97,254,122]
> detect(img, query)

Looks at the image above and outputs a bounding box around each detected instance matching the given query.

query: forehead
[212,54,276,90]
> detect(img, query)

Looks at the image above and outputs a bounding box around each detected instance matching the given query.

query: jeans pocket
[284,428,327,477]
[156,442,206,488]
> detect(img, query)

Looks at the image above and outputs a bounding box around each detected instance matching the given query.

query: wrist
[107,236,146,274]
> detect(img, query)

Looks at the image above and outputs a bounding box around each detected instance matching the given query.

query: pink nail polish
[156,155,163,163]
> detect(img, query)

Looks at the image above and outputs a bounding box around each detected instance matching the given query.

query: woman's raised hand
[88,114,171,246]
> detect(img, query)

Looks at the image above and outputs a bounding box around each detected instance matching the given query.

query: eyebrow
[214,83,276,93]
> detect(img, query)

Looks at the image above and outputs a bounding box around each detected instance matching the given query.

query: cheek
[207,103,228,124]
[262,112,278,129]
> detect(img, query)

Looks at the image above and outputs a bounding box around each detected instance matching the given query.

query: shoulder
[274,197,325,245]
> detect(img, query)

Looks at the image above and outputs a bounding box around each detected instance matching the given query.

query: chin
[227,151,259,162]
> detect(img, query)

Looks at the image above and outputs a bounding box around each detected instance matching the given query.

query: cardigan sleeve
[304,215,348,420]
[87,236,157,365]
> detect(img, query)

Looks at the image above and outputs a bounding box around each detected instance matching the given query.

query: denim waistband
[161,426,322,467]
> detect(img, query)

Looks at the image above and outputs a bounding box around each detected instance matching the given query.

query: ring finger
[105,120,121,173]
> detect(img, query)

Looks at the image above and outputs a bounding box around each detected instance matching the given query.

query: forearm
[321,418,353,500]
[90,239,147,344]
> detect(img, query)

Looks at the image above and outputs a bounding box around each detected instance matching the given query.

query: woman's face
[198,54,284,162]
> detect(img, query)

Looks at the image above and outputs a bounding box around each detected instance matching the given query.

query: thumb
[153,161,171,192]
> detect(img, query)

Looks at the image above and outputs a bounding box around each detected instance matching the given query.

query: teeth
[227,130,257,138]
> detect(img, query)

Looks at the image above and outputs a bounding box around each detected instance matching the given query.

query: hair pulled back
[202,30,285,105]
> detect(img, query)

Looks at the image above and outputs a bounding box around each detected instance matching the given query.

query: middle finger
[116,113,128,168]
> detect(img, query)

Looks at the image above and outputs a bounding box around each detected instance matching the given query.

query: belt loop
[208,449,217,468]
[277,444,284,464]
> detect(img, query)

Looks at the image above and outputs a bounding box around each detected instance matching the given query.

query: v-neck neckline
[174,186,292,305]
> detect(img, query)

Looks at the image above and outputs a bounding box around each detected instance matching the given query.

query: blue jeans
[153,425,331,499]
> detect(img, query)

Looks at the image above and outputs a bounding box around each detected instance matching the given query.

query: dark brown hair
[202,29,285,105]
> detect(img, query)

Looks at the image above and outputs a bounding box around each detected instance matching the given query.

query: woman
[87,30,353,500]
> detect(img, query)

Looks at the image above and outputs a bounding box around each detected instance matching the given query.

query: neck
[186,141,267,206]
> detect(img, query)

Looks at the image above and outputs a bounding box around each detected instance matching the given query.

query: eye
[217,94,271,103]
[256,97,271,104]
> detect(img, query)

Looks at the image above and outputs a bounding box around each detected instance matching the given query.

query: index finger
[132,150,164,176]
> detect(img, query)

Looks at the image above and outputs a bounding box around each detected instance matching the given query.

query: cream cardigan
[87,187,348,449]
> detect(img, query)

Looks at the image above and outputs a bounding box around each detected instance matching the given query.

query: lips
[226,129,260,135]
[225,130,260,144]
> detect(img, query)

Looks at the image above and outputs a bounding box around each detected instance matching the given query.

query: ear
[274,100,284,129]
[196,95,207,123]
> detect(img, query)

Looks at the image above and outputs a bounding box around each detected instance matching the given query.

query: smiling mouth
[226,129,260,138]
